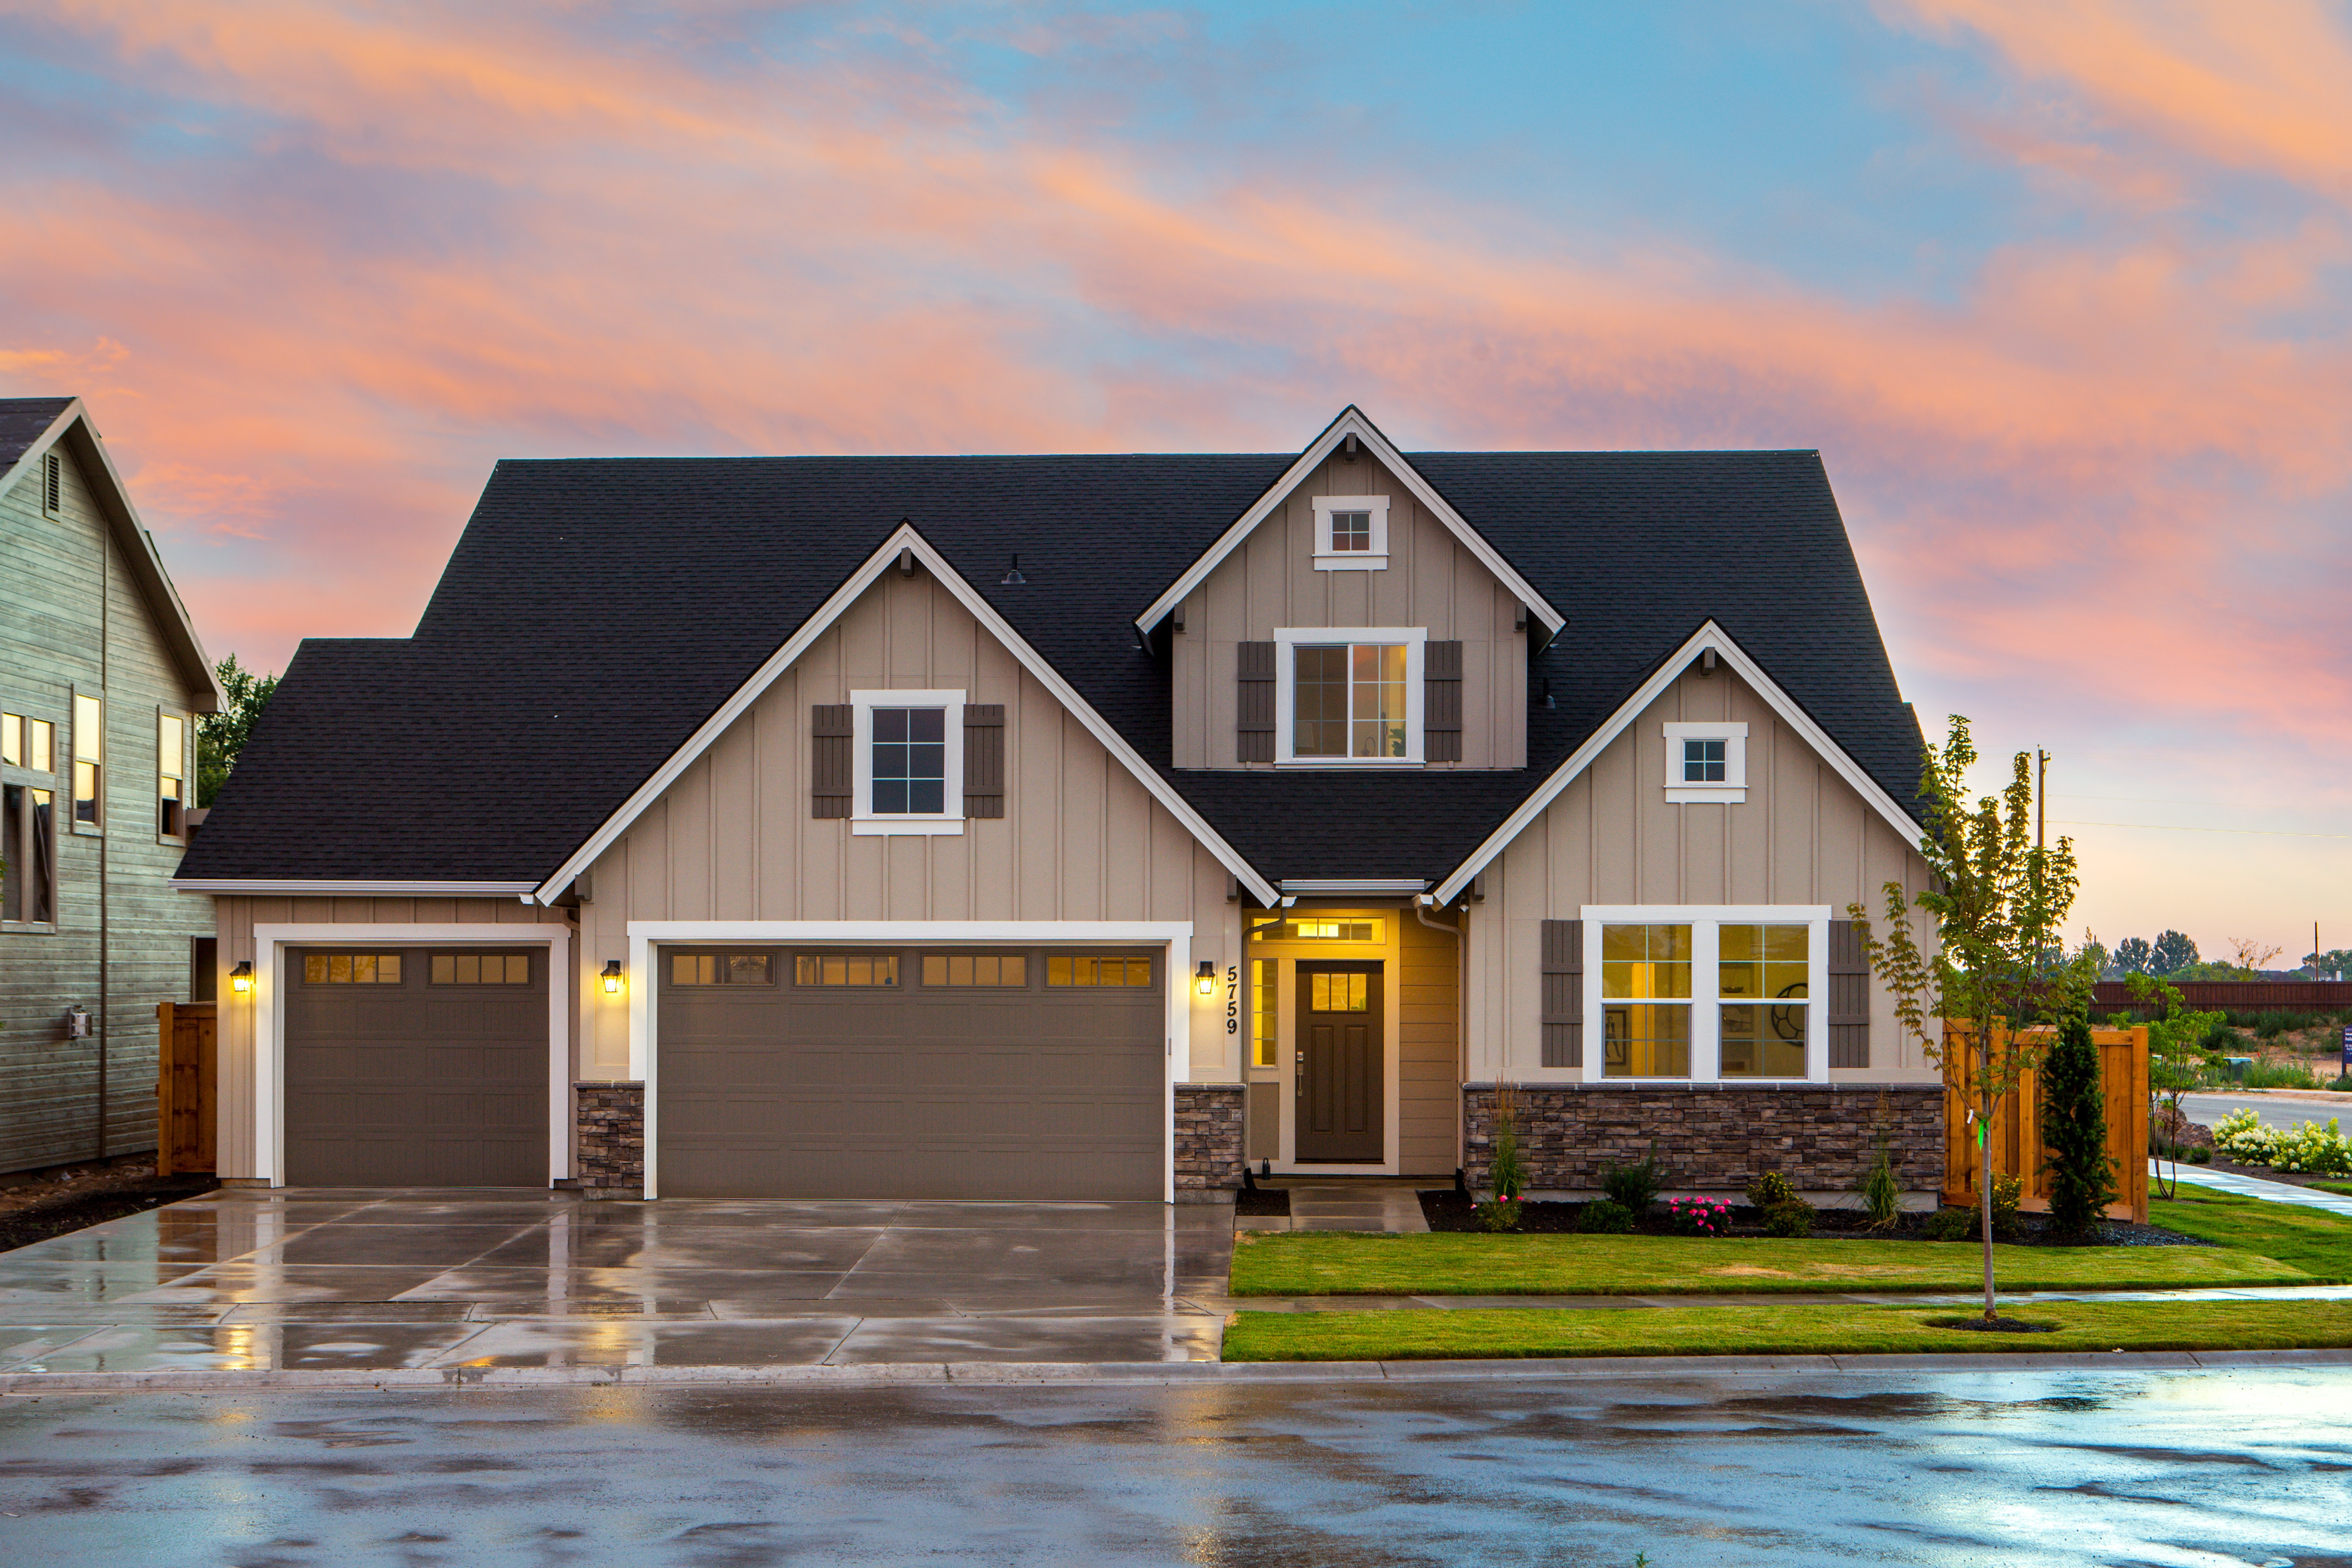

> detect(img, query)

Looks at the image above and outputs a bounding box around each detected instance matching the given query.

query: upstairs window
[158,712,186,838]
[1275,629,1425,764]
[1662,722,1747,804]
[850,690,964,835]
[0,784,55,926]
[72,694,101,829]
[1,714,55,774]
[1311,495,1390,569]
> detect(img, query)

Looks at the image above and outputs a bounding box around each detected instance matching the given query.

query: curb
[5,1346,2349,1396]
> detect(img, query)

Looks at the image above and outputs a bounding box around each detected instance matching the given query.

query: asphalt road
[2182,1093,2352,1133]
[5,1367,2349,1565]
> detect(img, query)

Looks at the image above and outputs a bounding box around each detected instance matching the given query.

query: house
[176,408,1944,1203]
[0,397,222,1177]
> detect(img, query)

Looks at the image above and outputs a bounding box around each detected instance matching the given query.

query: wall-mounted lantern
[601,959,625,995]
[229,961,254,995]
[1195,959,1216,996]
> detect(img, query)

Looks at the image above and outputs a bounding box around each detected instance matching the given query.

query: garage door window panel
[795,954,899,987]
[922,954,1029,987]
[671,953,775,986]
[431,952,530,985]
[304,953,403,984]
[1047,955,1155,988]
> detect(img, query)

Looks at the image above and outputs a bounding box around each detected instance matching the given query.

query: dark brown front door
[1296,961,1382,1162]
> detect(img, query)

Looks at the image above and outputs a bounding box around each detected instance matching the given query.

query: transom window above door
[849,689,965,835]
[1274,628,1426,765]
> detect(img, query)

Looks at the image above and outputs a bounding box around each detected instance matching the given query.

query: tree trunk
[1979,1030,1997,1321]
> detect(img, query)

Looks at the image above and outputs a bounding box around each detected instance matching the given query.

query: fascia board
[532,525,1281,908]
[1133,407,1566,636]
[173,879,541,896]
[1431,621,1925,903]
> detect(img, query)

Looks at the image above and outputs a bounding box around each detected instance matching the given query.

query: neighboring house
[178,408,1942,1203]
[0,397,223,1176]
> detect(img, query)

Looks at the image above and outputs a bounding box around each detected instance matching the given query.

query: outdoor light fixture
[601,959,625,995]
[1001,554,1027,585]
[1195,959,1216,996]
[229,961,254,995]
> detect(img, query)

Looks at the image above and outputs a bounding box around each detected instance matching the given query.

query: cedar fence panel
[154,1001,216,1177]
[1943,1024,2148,1224]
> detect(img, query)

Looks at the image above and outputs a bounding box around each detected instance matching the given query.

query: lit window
[1293,644,1407,759]
[303,953,404,984]
[795,954,898,987]
[1718,925,1808,1079]
[922,954,1027,987]
[431,953,531,985]
[72,694,101,828]
[1310,971,1369,1012]
[1251,958,1277,1067]
[158,713,186,837]
[1046,955,1153,987]
[672,953,775,986]
[1601,923,1692,1078]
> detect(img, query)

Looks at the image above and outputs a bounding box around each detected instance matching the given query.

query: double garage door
[657,946,1165,1201]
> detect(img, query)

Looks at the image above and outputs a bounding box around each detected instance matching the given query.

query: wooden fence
[2092,981,2352,1012]
[154,1001,215,1177]
[1943,1024,2149,1223]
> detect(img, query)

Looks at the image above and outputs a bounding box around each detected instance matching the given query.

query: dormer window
[1311,495,1390,570]
[1663,721,1747,803]
[1274,627,1425,765]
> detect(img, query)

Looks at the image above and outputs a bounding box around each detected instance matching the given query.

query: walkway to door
[1237,1179,1431,1233]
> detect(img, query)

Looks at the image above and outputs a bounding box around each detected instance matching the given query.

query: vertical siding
[1170,452,1526,769]
[1397,906,1462,1174]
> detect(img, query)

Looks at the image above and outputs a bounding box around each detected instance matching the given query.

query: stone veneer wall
[1463,1084,1943,1199]
[1174,1084,1245,1201]
[573,1081,644,1198]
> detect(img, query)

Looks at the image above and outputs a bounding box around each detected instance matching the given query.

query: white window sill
[851,818,966,837]
[1665,787,1747,805]
[1312,554,1388,571]
[1275,758,1422,769]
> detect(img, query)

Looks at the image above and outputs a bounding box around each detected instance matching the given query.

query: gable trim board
[623,919,1193,1202]
[1430,621,1927,905]
[1133,406,1566,639]
[0,399,226,713]
[175,880,541,897]
[246,923,572,1188]
[531,523,1282,908]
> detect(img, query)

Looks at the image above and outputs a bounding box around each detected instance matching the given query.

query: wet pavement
[2183,1091,2352,1133]
[2167,1164,2352,1216]
[2,1363,2347,1564]
[0,1189,1230,1373]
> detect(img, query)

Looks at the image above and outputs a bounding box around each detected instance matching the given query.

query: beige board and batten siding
[1465,664,1937,1085]
[1169,451,1526,770]
[575,563,1244,1082]
[209,895,574,1181]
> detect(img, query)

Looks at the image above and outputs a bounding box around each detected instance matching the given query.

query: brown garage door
[657,947,1164,1200]
[284,947,547,1186]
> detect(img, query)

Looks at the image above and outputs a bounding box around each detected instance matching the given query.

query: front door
[1296,961,1383,1162]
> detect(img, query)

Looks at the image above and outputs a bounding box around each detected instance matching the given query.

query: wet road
[5,1367,2350,1565]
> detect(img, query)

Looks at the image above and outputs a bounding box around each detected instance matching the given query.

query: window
[303,953,403,983]
[72,694,101,828]
[795,954,898,987]
[1310,494,1390,569]
[431,953,530,985]
[672,953,775,986]
[1601,923,1692,1077]
[43,452,61,516]
[850,689,964,834]
[1255,918,1383,943]
[0,785,55,925]
[1717,924,1808,1078]
[158,713,186,838]
[1579,907,1828,1082]
[1047,955,1152,987]
[1275,629,1425,764]
[1251,958,1278,1067]
[1310,971,1369,1012]
[1662,722,1747,803]
[922,954,1027,987]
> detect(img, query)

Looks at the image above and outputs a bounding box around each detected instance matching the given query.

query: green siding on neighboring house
[0,433,214,1173]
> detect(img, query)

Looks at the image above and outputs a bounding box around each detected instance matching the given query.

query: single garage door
[283,947,548,1186]
[657,946,1164,1200]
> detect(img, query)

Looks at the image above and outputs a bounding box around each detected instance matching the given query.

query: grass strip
[1221,1298,2352,1362]
[1228,1230,2316,1297]
[2151,1186,2352,1278]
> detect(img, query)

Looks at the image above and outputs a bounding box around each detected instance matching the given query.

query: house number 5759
[1225,964,1239,1034]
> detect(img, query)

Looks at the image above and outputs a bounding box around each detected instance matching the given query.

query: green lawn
[1227,1230,2321,1297]
[2151,1186,2352,1278]
[1222,1299,2352,1362]
[2313,1182,2352,1200]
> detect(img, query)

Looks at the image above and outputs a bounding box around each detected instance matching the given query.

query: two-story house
[177,408,1944,1203]
[1,397,222,1177]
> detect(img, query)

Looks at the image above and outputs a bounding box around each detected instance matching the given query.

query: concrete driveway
[0,1189,1232,1373]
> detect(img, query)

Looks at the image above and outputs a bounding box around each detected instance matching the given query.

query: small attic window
[42,452,62,517]
[1311,495,1390,570]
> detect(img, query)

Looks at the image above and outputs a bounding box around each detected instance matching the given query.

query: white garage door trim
[250,923,572,1189]
[627,921,1193,1202]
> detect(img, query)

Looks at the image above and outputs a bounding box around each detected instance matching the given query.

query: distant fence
[2091,981,2352,1013]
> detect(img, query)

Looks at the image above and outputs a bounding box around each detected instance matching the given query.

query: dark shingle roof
[181,447,1920,887]
[0,398,74,472]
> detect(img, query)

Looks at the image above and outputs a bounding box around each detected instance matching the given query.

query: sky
[2,0,2347,964]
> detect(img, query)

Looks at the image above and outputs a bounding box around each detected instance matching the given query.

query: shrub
[1475,1196,1522,1233]
[1990,1173,2023,1238]
[1858,1134,1902,1231]
[1601,1144,1664,1215]
[2242,1059,2323,1090]
[1762,1199,1815,1238]
[1489,1085,1527,1203]
[1665,1196,1731,1236]
[1576,1199,1635,1234]
[2211,1108,2352,1174]
[2040,1014,2118,1240]
[1922,1207,1972,1241]
[2188,1144,2212,1164]
[1745,1171,1797,1211]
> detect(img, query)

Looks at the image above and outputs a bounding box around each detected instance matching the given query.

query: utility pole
[2036,749,2048,849]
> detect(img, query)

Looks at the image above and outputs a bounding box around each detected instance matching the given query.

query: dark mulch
[1931,1315,2058,1333]
[1416,1190,2209,1248]
[1235,1184,1291,1218]
[0,1166,220,1253]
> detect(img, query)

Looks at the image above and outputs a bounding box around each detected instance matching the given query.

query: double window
[1274,628,1425,764]
[850,689,964,835]
[1587,908,1825,1081]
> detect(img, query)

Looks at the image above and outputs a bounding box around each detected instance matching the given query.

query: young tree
[2151,929,2200,977]
[1849,715,2096,1322]
[2111,936,2153,976]
[2225,937,2284,974]
[2129,971,2226,1200]
[2040,1014,2118,1240]
[197,654,279,807]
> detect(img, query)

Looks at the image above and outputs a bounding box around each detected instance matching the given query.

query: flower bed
[2211,1109,2352,1174]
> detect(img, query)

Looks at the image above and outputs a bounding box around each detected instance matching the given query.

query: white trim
[1273,627,1427,766]
[247,923,572,1188]
[1433,621,1925,902]
[1662,720,1749,805]
[531,525,1279,907]
[1569,905,1828,1087]
[625,921,1192,1202]
[1279,879,1428,895]
[850,687,964,834]
[1134,407,1565,635]
[1310,494,1390,570]
[175,879,541,897]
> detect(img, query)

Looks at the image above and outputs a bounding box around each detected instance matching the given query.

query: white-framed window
[158,709,187,840]
[1663,721,1747,804]
[850,689,964,835]
[1577,905,1829,1084]
[1273,627,1425,766]
[1310,495,1390,570]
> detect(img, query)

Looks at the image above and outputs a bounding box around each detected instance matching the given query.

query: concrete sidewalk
[2163,1162,2352,1215]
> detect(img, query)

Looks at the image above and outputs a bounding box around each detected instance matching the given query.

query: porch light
[601,959,625,994]
[1195,959,1216,996]
[229,961,254,995]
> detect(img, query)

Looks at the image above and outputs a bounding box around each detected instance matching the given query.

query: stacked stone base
[1174,1083,1245,1203]
[569,1081,645,1199]
[1464,1083,1943,1201]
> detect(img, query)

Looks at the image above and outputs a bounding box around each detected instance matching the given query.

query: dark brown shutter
[1828,918,1871,1068]
[963,704,1005,818]
[1424,640,1463,762]
[1237,641,1276,763]
[811,704,853,819]
[1541,918,1583,1068]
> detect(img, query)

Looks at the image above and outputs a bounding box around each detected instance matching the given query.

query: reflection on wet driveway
[0,1189,1233,1371]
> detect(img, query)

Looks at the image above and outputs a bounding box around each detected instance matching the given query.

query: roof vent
[1342,433,1359,461]
[1000,554,1026,586]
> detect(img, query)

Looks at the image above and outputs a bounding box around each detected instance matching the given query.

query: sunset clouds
[1,1,2345,953]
